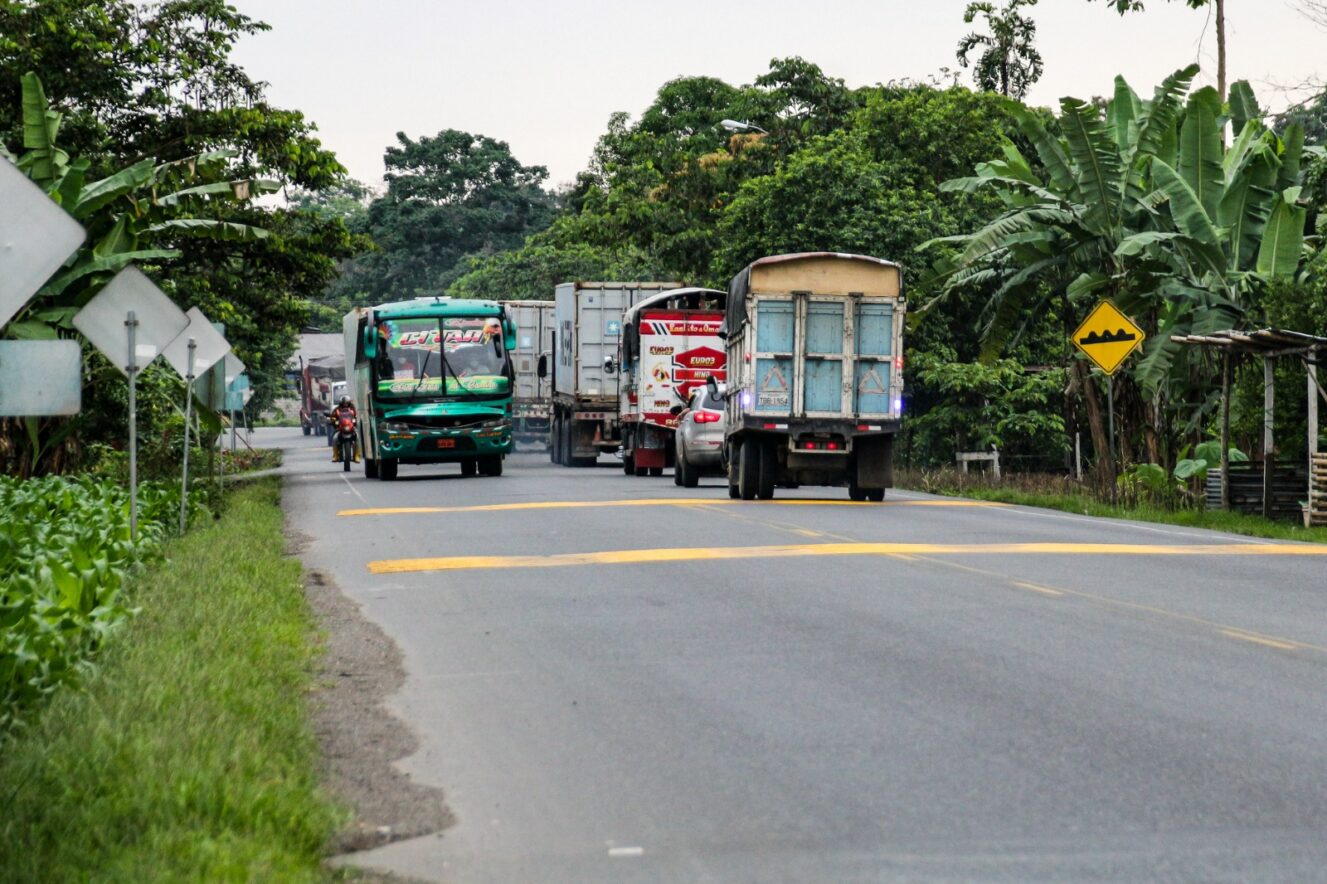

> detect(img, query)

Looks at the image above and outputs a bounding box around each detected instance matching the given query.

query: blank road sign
[0,340,82,416]
[160,307,231,380]
[0,158,87,329]
[72,267,188,374]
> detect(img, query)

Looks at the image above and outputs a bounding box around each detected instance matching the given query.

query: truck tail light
[804,441,818,450]
[826,441,840,451]
[895,355,904,372]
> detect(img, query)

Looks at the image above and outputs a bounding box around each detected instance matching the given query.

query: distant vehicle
[540,281,681,467]
[616,287,726,477]
[499,300,555,447]
[344,297,516,480]
[720,253,905,501]
[298,357,344,436]
[673,383,727,488]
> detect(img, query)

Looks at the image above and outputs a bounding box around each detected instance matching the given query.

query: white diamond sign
[160,307,231,381]
[73,266,188,374]
[0,157,87,329]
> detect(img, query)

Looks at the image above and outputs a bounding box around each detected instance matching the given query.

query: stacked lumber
[1312,454,1327,527]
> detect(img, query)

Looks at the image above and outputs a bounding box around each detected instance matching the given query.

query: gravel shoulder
[287,528,455,858]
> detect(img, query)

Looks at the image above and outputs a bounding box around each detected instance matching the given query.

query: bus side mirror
[363,329,377,359]
[537,354,548,379]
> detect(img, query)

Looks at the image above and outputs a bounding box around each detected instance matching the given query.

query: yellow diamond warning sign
[1071,300,1145,375]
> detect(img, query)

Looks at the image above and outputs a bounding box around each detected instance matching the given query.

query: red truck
[298,354,345,436]
[615,287,727,476]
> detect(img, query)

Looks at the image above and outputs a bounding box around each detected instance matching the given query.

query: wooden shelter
[1170,328,1327,524]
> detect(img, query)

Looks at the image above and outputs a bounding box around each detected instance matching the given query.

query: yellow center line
[1220,629,1301,651]
[1014,581,1066,597]
[367,541,1327,574]
[337,498,1008,517]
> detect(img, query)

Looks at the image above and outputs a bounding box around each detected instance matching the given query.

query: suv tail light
[693,411,721,423]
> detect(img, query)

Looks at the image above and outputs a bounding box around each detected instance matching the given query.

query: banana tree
[924,66,1308,483]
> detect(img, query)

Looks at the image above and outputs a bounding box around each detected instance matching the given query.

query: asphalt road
[267,428,1327,882]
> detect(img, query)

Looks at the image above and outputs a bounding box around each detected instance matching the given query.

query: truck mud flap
[854,435,894,487]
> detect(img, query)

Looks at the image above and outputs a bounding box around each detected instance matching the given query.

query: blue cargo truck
[719,253,905,501]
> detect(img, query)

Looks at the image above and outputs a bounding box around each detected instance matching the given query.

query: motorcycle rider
[329,396,360,462]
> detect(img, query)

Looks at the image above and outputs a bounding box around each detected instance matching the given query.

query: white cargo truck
[720,253,905,501]
[500,299,555,446]
[540,281,681,467]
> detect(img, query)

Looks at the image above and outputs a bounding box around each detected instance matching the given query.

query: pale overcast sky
[226,0,1324,191]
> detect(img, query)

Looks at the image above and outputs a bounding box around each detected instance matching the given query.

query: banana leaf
[1178,87,1224,220]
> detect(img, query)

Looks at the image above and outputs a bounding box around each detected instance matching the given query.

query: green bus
[343,297,516,480]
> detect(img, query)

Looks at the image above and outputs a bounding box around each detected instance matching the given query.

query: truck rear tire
[550,415,560,463]
[738,440,759,500]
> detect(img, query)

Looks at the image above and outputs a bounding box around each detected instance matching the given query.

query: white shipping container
[501,300,554,404]
[552,282,680,407]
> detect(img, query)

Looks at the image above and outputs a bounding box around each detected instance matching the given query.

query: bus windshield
[373,316,510,399]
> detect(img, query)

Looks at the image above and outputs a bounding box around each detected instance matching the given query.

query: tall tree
[1089,0,1226,99]
[956,0,1044,100]
[330,130,556,302]
[1,0,358,452]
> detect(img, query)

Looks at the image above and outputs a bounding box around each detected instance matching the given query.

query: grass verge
[0,479,344,882]
[898,469,1327,543]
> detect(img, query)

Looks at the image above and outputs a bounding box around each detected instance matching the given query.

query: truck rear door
[751,293,899,419]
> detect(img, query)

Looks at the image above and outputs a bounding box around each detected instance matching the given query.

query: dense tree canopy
[1,1,358,473]
[325,130,556,304]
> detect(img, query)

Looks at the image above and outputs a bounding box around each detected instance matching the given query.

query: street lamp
[719,119,768,135]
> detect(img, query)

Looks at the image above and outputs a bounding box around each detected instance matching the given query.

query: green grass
[0,480,344,882]
[914,479,1327,544]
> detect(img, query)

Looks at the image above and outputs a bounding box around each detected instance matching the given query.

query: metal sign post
[73,267,189,540]
[179,338,196,535]
[126,310,139,539]
[1071,300,1144,487]
[159,307,230,533]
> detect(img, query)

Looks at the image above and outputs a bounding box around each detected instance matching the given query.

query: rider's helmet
[339,396,352,407]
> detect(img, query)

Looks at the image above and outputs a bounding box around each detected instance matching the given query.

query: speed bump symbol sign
[1072,300,1145,375]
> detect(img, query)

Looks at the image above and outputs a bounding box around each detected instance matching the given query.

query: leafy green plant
[1173,439,1249,481]
[1117,461,1183,507]
[0,475,204,733]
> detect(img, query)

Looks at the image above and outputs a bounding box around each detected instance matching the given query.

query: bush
[0,476,205,733]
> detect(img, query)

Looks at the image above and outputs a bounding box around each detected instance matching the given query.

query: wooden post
[1310,360,1320,462]
[1263,357,1274,520]
[1220,352,1231,510]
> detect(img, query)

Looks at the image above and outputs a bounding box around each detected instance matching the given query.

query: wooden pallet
[1311,454,1327,527]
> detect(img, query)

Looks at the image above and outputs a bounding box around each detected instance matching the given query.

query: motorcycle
[330,412,358,471]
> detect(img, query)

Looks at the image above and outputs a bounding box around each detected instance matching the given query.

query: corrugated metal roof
[1169,328,1327,356]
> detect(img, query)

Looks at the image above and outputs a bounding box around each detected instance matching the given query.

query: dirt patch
[290,530,455,855]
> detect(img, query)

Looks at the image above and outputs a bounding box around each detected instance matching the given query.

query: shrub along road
[0,480,341,883]
[272,427,1327,882]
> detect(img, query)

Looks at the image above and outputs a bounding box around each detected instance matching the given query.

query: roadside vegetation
[901,467,1327,543]
[0,480,342,883]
